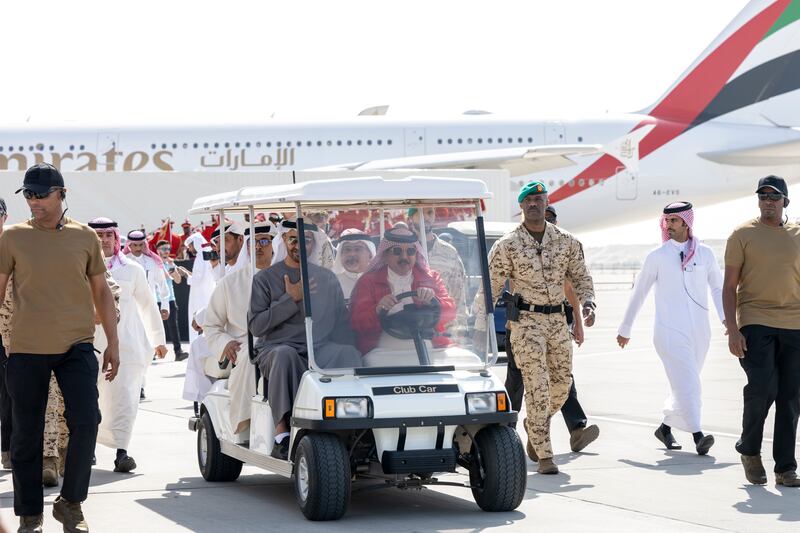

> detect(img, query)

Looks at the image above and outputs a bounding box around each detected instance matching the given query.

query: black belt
[518,303,563,314]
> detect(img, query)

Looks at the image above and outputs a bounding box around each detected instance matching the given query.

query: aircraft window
[437,139,442,145]
[245,142,251,148]
[518,137,523,143]
[204,143,209,148]
[497,138,502,143]
[0,147,3,152]
[287,142,292,147]
[172,143,177,149]
[487,138,493,144]
[297,140,301,146]
[28,146,33,151]
[151,144,156,149]
[357,140,362,146]
[447,139,452,144]
[477,138,483,144]
[549,181,555,187]
[569,180,575,187]
[214,143,219,148]
[327,140,332,146]
[347,140,352,146]
[508,137,513,143]
[387,139,392,145]
[527,137,533,143]
[316,141,322,146]
[8,147,13,152]
[193,143,199,148]
[235,142,240,148]
[224,142,230,148]
[183,143,188,149]
[36,143,44,151]
[256,142,261,148]
[578,136,583,142]
[458,138,463,144]
[559,180,564,186]
[467,138,473,144]
[589,179,595,186]
[337,140,342,146]
[267,142,272,147]
[367,140,372,145]
[377,139,382,145]
[578,179,585,186]
[277,142,282,147]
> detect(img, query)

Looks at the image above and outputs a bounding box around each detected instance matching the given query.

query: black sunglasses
[758,192,784,202]
[22,187,61,200]
[254,238,272,246]
[390,246,416,256]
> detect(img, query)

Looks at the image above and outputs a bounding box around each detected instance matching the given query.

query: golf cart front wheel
[294,433,351,521]
[198,412,243,482]
[469,425,527,511]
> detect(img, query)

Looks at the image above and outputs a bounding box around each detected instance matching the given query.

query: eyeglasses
[390,246,417,257]
[254,238,272,247]
[758,192,784,202]
[287,236,300,245]
[22,187,62,200]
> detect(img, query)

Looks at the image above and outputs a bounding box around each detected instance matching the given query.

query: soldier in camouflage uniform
[42,271,122,486]
[476,181,595,475]
[0,198,12,470]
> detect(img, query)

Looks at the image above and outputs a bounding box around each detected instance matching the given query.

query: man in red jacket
[350,226,455,355]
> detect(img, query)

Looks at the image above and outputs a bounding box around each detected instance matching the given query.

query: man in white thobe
[124,229,170,318]
[210,223,246,281]
[332,229,375,300]
[90,218,168,472]
[184,232,216,343]
[204,222,276,435]
[617,202,724,455]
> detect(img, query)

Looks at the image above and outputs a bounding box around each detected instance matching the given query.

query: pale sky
[1,0,771,245]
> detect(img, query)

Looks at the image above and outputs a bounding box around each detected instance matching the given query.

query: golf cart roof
[188,176,492,214]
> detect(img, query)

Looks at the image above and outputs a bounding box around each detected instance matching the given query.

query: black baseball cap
[15,163,64,194]
[756,175,788,197]
[545,205,557,217]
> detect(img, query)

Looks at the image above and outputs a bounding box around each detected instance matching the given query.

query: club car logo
[372,384,459,395]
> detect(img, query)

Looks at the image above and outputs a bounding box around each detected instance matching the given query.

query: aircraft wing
[308,144,603,177]
[698,137,800,166]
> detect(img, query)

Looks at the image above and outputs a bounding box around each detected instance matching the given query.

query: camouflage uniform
[0,276,13,350]
[427,236,467,334]
[44,271,122,461]
[481,223,594,460]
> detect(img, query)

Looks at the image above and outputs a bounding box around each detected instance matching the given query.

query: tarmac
[1,286,799,532]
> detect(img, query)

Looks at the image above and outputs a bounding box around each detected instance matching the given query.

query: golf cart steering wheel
[378,291,440,340]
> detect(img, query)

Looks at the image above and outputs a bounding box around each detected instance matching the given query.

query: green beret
[407,208,417,217]
[518,181,547,203]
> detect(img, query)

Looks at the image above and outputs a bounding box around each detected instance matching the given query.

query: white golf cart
[187,176,526,521]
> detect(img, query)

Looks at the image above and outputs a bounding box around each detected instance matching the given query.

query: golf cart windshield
[302,203,494,374]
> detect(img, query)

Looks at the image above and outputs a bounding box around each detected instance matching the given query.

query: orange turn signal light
[496,392,508,412]
[323,398,336,419]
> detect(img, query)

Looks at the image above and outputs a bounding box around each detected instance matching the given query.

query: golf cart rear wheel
[469,425,527,511]
[198,412,243,482]
[294,433,351,521]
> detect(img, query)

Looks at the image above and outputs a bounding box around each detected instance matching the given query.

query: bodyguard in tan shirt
[723,175,800,488]
[0,164,119,533]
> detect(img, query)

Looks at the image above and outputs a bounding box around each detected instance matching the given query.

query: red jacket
[350,265,456,354]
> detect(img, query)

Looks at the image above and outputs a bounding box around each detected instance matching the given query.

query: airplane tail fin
[642,0,800,127]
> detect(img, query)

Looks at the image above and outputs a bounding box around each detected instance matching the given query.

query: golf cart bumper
[291,411,517,431]
[188,416,200,431]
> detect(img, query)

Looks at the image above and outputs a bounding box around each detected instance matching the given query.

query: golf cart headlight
[323,397,371,419]
[466,392,497,414]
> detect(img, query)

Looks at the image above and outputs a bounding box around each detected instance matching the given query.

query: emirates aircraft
[1,0,798,231]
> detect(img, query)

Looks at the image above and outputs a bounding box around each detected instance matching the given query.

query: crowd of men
[0,162,798,532]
